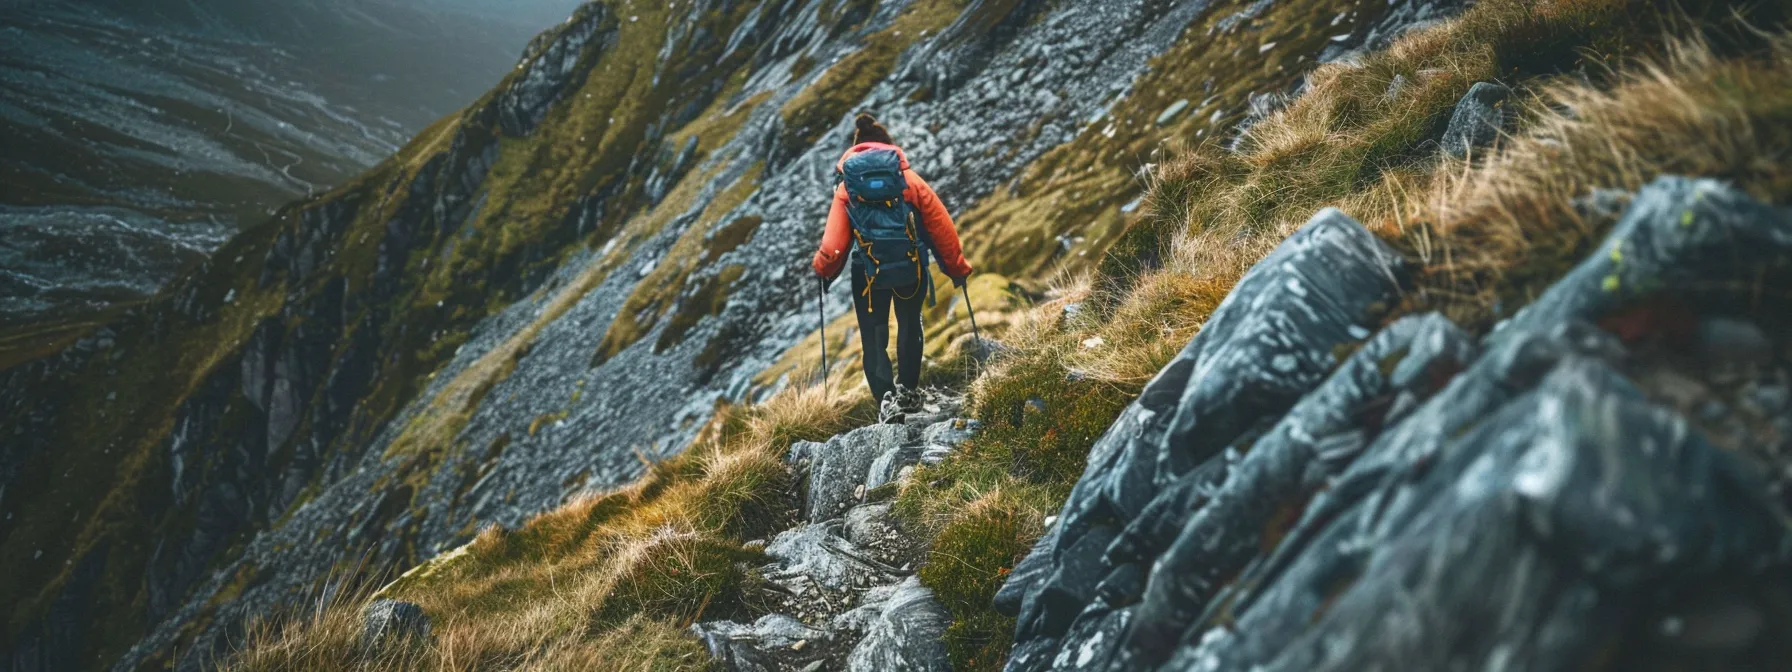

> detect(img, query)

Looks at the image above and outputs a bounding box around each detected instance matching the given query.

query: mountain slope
[7,0,1792,670]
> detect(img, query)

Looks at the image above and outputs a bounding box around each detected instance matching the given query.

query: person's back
[813,113,973,421]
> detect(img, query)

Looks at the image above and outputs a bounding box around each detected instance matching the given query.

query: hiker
[813,113,973,422]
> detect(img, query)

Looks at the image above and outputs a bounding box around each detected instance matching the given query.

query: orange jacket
[812,142,973,281]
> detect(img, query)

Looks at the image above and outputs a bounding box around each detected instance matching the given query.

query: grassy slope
[232,0,1792,669]
[235,383,875,669]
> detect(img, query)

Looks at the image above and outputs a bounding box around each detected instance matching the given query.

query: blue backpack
[839,148,928,299]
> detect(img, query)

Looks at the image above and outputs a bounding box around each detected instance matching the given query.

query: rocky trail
[695,389,979,672]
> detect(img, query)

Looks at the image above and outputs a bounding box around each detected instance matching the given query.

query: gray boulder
[1119,313,1477,658]
[692,614,829,672]
[1156,207,1408,483]
[844,503,895,546]
[1000,206,1407,648]
[846,577,952,672]
[1165,353,1788,671]
[865,445,922,491]
[765,522,898,594]
[793,424,908,522]
[360,599,429,650]
[1441,81,1511,157]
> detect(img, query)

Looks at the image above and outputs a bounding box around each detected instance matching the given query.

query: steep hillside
[7,0,1792,670]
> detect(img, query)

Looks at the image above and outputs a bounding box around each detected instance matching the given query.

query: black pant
[851,264,925,402]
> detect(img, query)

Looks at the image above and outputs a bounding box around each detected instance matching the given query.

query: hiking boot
[878,391,906,425]
[896,385,925,414]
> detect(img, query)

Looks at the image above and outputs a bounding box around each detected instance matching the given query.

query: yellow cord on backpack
[891,212,922,300]
[849,200,925,308]
[851,226,882,312]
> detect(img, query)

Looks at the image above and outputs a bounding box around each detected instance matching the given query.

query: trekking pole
[960,282,983,348]
[817,277,828,388]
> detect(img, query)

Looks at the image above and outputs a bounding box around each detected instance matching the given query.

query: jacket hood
[837,142,909,172]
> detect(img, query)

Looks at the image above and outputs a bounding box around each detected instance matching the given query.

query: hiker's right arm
[812,184,851,279]
[906,172,973,280]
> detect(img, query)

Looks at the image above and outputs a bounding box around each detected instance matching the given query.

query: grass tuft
[915,488,1044,669]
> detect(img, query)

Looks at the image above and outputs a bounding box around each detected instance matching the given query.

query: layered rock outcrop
[998,177,1792,670]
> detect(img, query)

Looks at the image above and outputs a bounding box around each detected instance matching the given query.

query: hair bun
[851,112,894,147]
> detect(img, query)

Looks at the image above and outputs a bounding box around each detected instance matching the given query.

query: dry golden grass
[1394,33,1792,322]
[231,382,872,670]
[1061,232,1238,390]
[233,589,707,672]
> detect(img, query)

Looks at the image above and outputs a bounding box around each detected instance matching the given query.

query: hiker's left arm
[907,172,973,279]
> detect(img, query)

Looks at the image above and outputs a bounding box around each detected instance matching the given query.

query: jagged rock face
[1006,208,1408,650]
[498,4,619,137]
[997,176,1792,671]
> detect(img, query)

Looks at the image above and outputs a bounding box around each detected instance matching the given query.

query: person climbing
[813,113,973,423]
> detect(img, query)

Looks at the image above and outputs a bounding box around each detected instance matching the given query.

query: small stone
[1155,99,1190,126]
[1441,81,1512,157]
[1382,73,1407,101]
[792,638,808,651]
[362,599,430,650]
